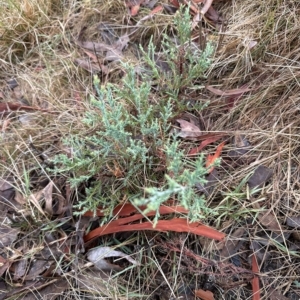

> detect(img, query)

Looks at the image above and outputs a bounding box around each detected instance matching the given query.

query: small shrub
[51,6,215,222]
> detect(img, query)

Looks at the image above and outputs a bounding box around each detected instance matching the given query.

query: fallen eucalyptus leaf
[228,134,252,158]
[286,216,300,229]
[87,246,139,271]
[194,289,215,300]
[0,226,19,247]
[247,165,273,189]
[258,210,281,231]
[219,227,246,261]
[176,119,202,139]
[196,169,219,196]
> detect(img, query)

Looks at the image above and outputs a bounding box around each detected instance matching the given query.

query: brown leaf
[21,278,68,300]
[268,288,289,300]
[13,259,28,281]
[0,178,13,192]
[125,0,144,15]
[0,255,10,277]
[97,22,117,45]
[258,210,281,231]
[205,6,223,26]
[28,190,46,216]
[27,182,62,216]
[291,232,300,242]
[250,241,270,265]
[76,34,129,62]
[219,227,246,260]
[14,190,27,205]
[228,134,252,158]
[76,40,112,52]
[24,259,49,281]
[2,278,64,299]
[36,279,68,300]
[206,85,253,97]
[130,4,140,16]
[194,289,215,300]
[150,5,164,14]
[74,59,103,73]
[176,119,202,138]
[247,165,273,189]
[226,83,252,109]
[0,226,19,247]
[87,246,139,271]
[255,232,290,246]
[0,189,15,209]
[77,268,113,296]
[247,40,258,50]
[286,216,300,228]
[0,181,23,213]
[7,78,19,90]
[200,0,213,15]
[196,168,219,196]
[0,102,50,114]
[106,34,129,61]
[82,49,99,62]
[44,182,54,215]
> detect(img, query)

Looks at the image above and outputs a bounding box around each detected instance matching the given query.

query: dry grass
[0,0,300,299]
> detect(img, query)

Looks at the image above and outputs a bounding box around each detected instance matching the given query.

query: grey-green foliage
[52,69,173,215]
[51,6,215,219]
[140,5,214,99]
[134,140,215,225]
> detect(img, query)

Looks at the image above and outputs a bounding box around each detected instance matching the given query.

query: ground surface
[0,0,300,299]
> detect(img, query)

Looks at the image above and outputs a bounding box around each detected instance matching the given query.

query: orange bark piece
[84,217,225,242]
[251,254,261,300]
[170,0,180,8]
[206,141,225,173]
[188,136,224,155]
[131,4,140,16]
[195,289,215,300]
[150,5,164,15]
